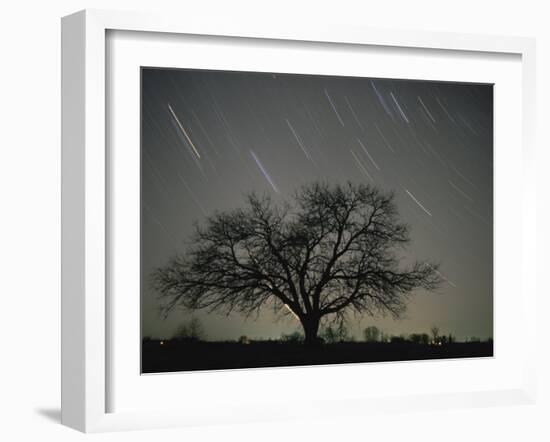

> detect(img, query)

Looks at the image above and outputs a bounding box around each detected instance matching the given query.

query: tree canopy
[153,181,442,345]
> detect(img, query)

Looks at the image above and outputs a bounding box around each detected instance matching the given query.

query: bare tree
[172,317,205,342]
[153,182,442,345]
[420,333,430,345]
[321,325,339,344]
[280,331,304,343]
[430,326,440,343]
[364,326,381,342]
[322,322,350,343]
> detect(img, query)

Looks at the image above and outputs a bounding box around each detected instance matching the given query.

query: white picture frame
[61,9,537,433]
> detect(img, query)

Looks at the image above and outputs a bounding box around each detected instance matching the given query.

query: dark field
[141,340,493,373]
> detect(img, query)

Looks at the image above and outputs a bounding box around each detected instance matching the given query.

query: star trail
[141,68,493,342]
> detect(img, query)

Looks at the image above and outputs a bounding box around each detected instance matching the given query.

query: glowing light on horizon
[283,303,299,320]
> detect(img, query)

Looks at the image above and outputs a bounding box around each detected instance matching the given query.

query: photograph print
[141,68,493,373]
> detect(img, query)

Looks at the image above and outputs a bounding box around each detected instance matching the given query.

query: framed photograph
[140,67,494,374]
[61,9,537,432]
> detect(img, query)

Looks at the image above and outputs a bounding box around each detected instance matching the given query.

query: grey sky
[141,68,493,342]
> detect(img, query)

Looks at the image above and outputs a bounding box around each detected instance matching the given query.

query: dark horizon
[141,67,493,343]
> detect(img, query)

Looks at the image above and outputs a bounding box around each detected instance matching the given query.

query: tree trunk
[302,316,321,346]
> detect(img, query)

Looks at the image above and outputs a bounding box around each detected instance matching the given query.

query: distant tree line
[359,325,492,345]
[144,317,491,345]
[171,317,206,342]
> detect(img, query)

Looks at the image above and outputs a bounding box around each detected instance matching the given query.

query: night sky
[141,68,493,342]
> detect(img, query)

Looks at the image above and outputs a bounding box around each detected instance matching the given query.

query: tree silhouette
[430,326,440,343]
[364,326,381,342]
[321,322,350,343]
[280,331,304,343]
[172,317,205,342]
[153,182,442,345]
[321,325,339,344]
